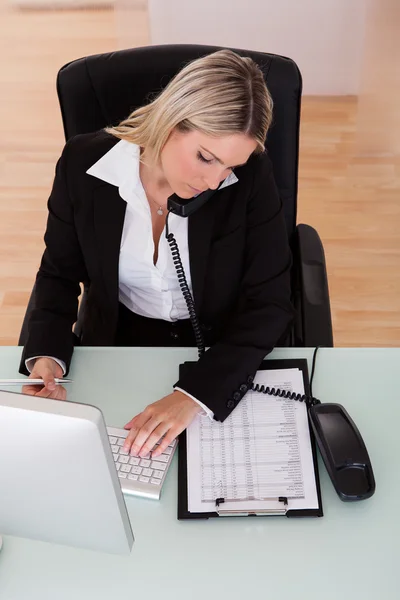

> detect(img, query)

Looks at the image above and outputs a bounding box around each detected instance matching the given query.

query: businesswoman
[21,49,294,459]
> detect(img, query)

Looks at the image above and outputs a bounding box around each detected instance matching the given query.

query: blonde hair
[105,49,273,165]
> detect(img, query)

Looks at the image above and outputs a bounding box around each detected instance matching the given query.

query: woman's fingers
[123,413,163,456]
[21,358,66,400]
[123,392,201,457]
[124,415,139,430]
[136,423,171,458]
[128,420,159,456]
[152,431,177,458]
[21,383,67,400]
[36,385,67,400]
[35,366,56,392]
[22,384,41,396]
[57,386,67,401]
[123,411,152,453]
[34,386,56,398]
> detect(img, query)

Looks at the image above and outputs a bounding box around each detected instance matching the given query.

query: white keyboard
[107,427,177,500]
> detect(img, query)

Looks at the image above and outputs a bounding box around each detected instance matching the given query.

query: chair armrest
[291,224,333,347]
[73,283,89,340]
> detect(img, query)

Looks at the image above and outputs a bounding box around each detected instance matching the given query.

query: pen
[0,378,72,386]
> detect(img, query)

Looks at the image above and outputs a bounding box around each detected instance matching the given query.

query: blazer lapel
[188,200,216,313]
[93,183,127,307]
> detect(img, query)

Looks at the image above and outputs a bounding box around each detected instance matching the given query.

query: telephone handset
[165,190,376,502]
[167,186,220,217]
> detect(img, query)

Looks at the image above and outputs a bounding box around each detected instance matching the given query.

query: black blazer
[20,130,294,421]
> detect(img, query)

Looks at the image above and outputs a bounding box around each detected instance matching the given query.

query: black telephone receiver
[165,190,376,503]
[167,187,220,217]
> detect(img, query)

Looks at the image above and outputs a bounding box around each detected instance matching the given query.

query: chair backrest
[57,44,302,238]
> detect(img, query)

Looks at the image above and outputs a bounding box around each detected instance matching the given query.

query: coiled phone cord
[165,215,205,358]
[251,345,320,407]
[165,213,320,406]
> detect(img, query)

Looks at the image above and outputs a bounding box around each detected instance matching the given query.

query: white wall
[148,0,366,95]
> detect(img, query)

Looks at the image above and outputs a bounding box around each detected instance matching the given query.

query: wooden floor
[0,4,399,347]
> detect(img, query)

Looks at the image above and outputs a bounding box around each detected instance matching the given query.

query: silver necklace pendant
[157,207,164,216]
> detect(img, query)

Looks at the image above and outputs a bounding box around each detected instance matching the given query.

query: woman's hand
[123,391,202,458]
[22,357,67,400]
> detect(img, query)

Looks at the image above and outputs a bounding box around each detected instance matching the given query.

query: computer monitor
[0,389,134,554]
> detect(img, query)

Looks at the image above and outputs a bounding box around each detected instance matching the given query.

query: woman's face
[160,129,258,198]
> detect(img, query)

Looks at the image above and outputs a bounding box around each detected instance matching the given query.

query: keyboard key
[164,447,173,455]
[151,461,166,471]
[111,445,119,453]
[155,454,169,463]
[115,463,121,471]
[169,440,176,447]
[113,454,119,462]
[119,448,129,456]
[121,464,131,473]
[109,436,117,445]
[129,457,140,466]
[118,455,129,464]
[140,459,151,468]
[139,476,150,483]
[153,470,163,479]
[142,468,153,477]
[151,478,161,485]
[131,466,142,475]
[118,472,127,479]
[117,438,125,446]
[128,474,138,481]
[140,452,151,460]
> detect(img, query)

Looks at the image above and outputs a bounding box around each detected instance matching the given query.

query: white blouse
[88,140,194,321]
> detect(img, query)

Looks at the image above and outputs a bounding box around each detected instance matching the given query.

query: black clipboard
[178,358,323,519]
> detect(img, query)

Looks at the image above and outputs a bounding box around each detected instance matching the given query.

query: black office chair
[19,44,333,348]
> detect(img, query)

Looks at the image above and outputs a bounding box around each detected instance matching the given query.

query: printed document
[186,368,319,513]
